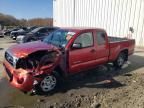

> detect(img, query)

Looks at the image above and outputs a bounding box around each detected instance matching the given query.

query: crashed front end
[3,49,61,92]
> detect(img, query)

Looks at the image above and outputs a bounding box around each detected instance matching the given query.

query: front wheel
[113,52,127,68]
[39,75,57,93]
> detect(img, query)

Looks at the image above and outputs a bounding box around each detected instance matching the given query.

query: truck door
[94,30,109,64]
[69,31,97,73]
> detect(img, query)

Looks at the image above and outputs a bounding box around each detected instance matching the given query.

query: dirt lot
[0,37,144,108]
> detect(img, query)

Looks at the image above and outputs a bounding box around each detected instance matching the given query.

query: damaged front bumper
[3,52,61,92]
[3,60,38,92]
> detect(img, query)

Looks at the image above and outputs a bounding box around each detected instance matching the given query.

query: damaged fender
[12,49,61,92]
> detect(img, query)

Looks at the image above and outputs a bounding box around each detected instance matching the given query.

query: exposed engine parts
[16,51,60,75]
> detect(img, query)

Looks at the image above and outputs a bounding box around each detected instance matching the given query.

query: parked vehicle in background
[4,28,19,36]
[3,28,135,94]
[0,30,4,37]
[10,27,38,40]
[10,29,25,39]
[16,27,59,43]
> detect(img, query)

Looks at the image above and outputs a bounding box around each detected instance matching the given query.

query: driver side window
[39,29,47,33]
[74,32,93,48]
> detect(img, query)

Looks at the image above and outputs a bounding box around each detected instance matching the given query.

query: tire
[113,52,127,68]
[37,74,60,94]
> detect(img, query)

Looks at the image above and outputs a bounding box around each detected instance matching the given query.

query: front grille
[5,51,14,66]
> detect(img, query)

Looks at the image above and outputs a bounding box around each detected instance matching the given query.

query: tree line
[0,13,53,27]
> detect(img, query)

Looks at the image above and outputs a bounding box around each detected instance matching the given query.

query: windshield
[29,27,37,31]
[31,27,41,33]
[17,29,25,32]
[43,29,76,48]
[12,28,19,31]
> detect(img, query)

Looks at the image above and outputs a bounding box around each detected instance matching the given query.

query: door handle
[90,49,96,53]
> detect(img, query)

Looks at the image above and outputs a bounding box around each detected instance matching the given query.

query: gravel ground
[0,37,144,108]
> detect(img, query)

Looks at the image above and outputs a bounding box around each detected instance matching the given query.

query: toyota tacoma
[3,28,135,94]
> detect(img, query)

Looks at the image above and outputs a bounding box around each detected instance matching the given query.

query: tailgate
[128,39,135,55]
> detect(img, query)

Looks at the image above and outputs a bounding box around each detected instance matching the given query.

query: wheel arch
[119,49,128,61]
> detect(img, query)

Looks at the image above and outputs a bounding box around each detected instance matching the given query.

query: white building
[53,0,144,47]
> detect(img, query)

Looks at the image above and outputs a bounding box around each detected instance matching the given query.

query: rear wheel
[113,52,127,68]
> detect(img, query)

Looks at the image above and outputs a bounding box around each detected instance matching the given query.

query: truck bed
[108,36,128,42]
[108,36,135,62]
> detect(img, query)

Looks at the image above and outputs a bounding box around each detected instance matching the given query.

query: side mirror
[72,43,82,49]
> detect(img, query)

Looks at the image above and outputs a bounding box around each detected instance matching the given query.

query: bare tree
[0,13,53,27]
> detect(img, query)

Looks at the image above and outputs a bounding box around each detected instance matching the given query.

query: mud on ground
[0,38,144,108]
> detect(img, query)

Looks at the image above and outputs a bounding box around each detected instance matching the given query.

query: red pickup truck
[3,28,135,94]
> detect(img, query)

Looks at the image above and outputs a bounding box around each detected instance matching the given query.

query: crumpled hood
[7,41,59,58]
